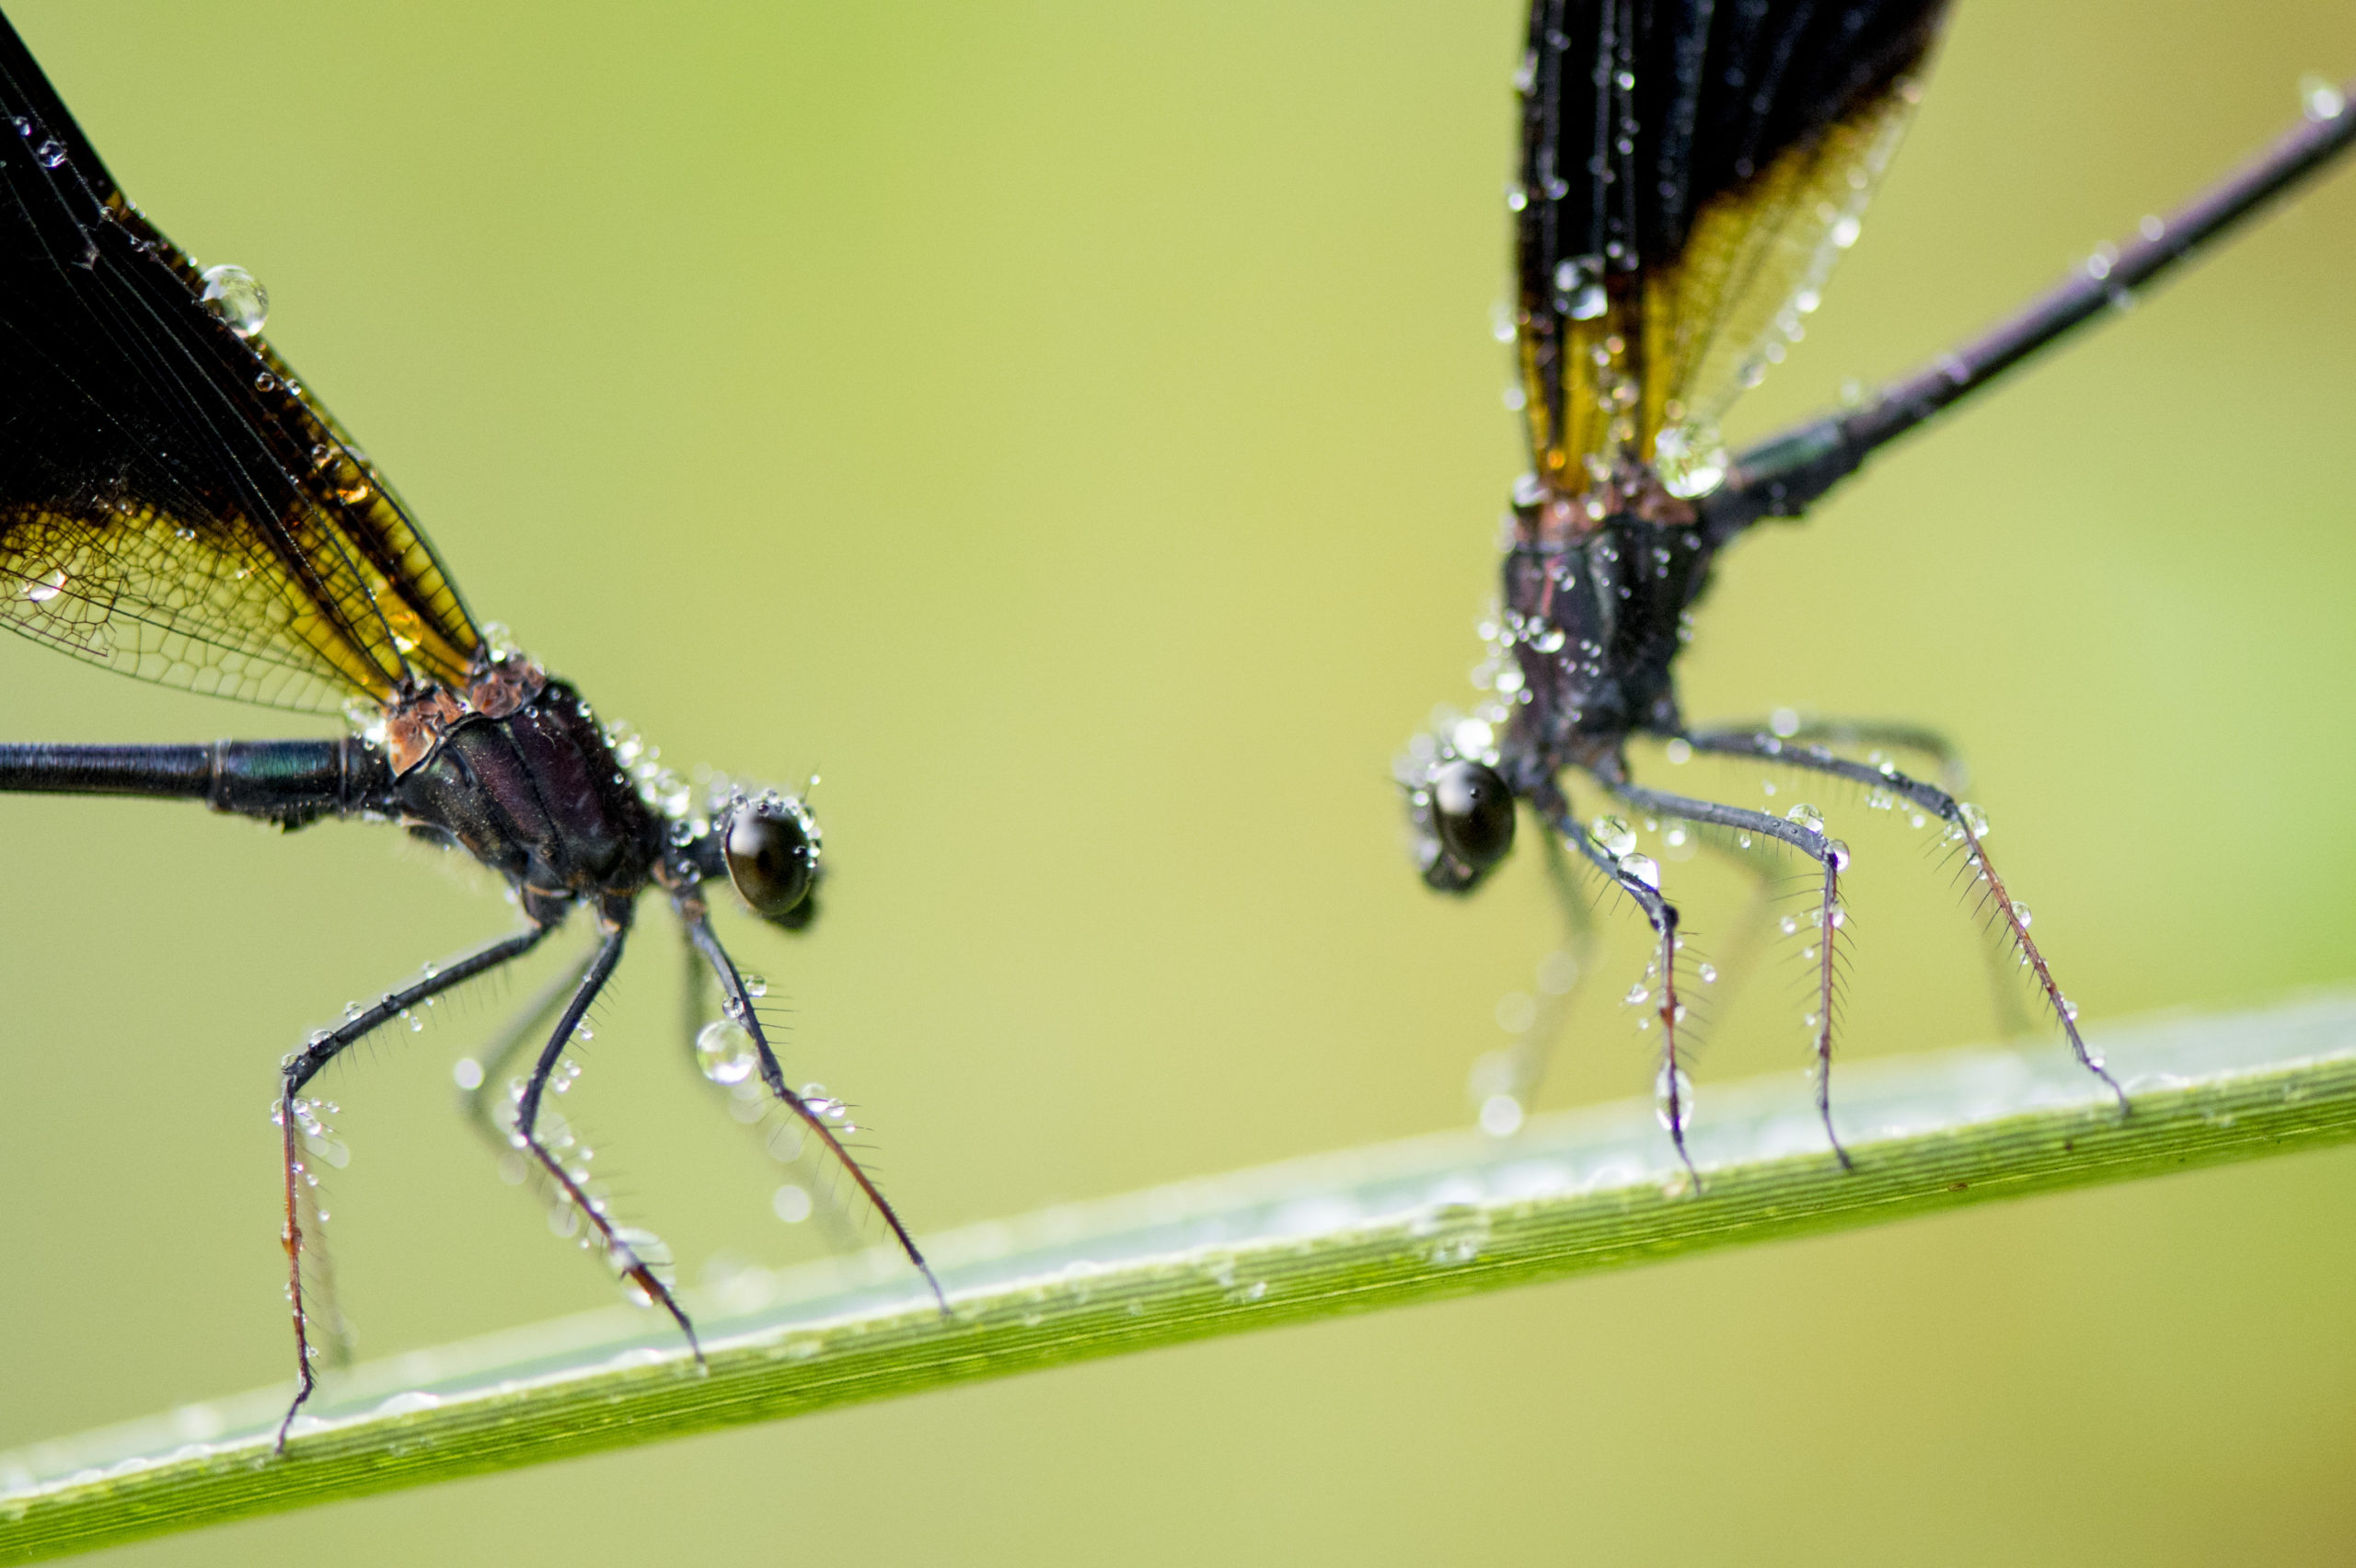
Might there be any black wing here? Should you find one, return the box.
[0,8,479,711]
[1516,0,1949,499]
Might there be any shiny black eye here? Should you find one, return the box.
[723,804,816,920]
[1431,760,1515,871]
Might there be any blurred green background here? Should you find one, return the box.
[3,1,2353,1562]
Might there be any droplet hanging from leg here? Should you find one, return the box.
[1541,788,1701,1185]
[676,890,950,1315]
[1608,778,1855,1168]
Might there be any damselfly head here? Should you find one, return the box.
[1399,735,1517,894]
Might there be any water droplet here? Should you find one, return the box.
[1535,949,1579,995]
[2302,73,2347,122]
[1590,814,1636,858]
[1554,254,1608,319]
[1769,708,1801,737]
[1696,963,1717,985]
[1653,423,1728,498]
[743,974,768,999]
[1478,1094,1525,1138]
[1618,852,1659,890]
[695,1020,758,1085]
[1830,214,1862,248]
[22,565,65,603]
[1779,916,1800,936]
[1958,801,1992,837]
[373,1389,441,1419]
[198,263,269,337]
[1784,802,1825,836]
[1654,1065,1695,1133]
[1664,738,1692,765]
[772,1183,814,1223]
[34,138,64,168]
[606,1226,676,1304]
[1411,1203,1491,1266]
[1825,838,1852,871]
[1761,779,1778,797]
[452,1057,484,1090]
[2011,900,2033,929]
[1623,982,1650,1007]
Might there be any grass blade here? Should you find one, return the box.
[6,991,2355,1562]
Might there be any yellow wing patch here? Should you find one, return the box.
[1520,79,1923,500]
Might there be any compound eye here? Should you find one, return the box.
[723,804,815,919]
[1431,760,1515,871]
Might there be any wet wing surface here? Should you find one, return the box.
[0,12,478,712]
[1516,0,1947,497]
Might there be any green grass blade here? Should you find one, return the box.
[7,991,2356,1562]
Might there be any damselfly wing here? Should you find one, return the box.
[0,7,941,1445]
[1400,0,2356,1172]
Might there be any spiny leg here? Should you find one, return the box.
[1685,721,2035,1038]
[1695,717,1962,786]
[507,924,707,1356]
[676,893,948,1314]
[460,945,599,1165]
[274,919,560,1448]
[287,1146,354,1378]
[1649,793,1814,1026]
[674,926,855,1243]
[1609,781,1856,1170]
[1531,781,1700,1186]
[1683,728,2126,1112]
